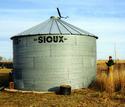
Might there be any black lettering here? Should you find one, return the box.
[46,36,52,43]
[44,36,46,43]
[34,38,37,41]
[53,36,58,43]
[64,38,67,40]
[38,36,66,43]
[59,36,64,43]
[38,36,43,43]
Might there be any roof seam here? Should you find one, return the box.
[61,20,94,35]
[55,19,62,34]
[60,20,82,34]
[58,19,72,34]
[49,18,54,34]
[37,19,51,34]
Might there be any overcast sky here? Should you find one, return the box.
[0,0,125,60]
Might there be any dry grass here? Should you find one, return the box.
[0,68,12,73]
[0,61,125,107]
[0,68,12,87]
[1,89,125,107]
[94,60,125,93]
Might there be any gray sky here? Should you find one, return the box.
[0,0,125,59]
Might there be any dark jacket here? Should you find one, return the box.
[106,60,114,67]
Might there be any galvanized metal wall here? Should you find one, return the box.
[13,35,97,91]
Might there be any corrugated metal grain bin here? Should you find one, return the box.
[11,16,98,91]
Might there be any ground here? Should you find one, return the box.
[0,89,125,107]
[0,61,125,107]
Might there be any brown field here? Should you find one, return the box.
[0,61,125,107]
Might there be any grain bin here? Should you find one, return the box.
[11,16,98,91]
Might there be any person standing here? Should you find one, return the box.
[105,56,115,93]
[106,56,114,75]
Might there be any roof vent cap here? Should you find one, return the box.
[50,16,60,19]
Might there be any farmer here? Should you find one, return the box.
[106,56,114,75]
[105,56,115,92]
[104,56,114,76]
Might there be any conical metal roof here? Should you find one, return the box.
[11,16,98,39]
